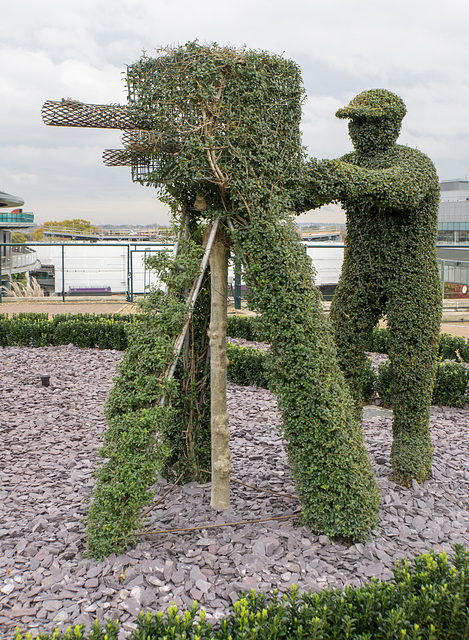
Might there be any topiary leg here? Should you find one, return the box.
[330,262,382,419]
[386,284,440,484]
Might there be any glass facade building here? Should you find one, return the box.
[438,180,469,244]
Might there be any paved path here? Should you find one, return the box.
[0,300,139,318]
[440,322,469,339]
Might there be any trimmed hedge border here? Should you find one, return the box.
[1,314,468,406]
[0,313,137,350]
[8,547,469,640]
[226,314,263,342]
[370,325,469,364]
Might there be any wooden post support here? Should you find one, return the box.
[209,225,231,509]
[160,217,220,405]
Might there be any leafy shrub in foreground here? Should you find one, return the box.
[9,547,469,640]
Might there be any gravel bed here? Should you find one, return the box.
[1,345,469,638]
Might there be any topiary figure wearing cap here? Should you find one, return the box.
[301,89,442,485]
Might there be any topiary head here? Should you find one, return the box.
[336,89,406,157]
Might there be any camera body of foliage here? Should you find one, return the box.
[10,547,469,640]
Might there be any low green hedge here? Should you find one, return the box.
[9,547,469,640]
[1,313,468,407]
[0,313,132,349]
[226,314,262,341]
[227,344,469,408]
[228,316,469,366]
[371,326,469,364]
[227,342,269,388]
[439,332,469,362]
[378,359,469,409]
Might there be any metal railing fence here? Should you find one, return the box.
[1,242,469,304]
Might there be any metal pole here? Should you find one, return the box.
[0,244,3,304]
[61,244,65,302]
[234,255,242,310]
[130,248,134,303]
[126,245,131,302]
[440,259,445,299]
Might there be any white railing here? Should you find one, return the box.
[1,247,38,271]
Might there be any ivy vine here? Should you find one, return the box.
[87,228,212,557]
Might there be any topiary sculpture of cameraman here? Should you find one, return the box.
[304,89,442,485]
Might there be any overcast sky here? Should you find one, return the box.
[2,0,468,227]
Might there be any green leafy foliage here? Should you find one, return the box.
[433,361,469,407]
[232,188,380,540]
[370,326,391,354]
[378,359,469,409]
[87,232,212,558]
[227,342,469,409]
[10,548,469,640]
[48,43,386,554]
[227,341,377,403]
[105,42,380,544]
[299,89,442,485]
[226,314,262,341]
[439,333,469,362]
[372,328,469,364]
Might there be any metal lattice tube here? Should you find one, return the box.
[102,149,135,167]
[41,100,137,129]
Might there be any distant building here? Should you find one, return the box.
[436,180,469,296]
[438,179,469,244]
[300,230,341,242]
[0,192,40,289]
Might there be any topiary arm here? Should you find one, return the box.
[290,157,342,213]
[331,149,438,211]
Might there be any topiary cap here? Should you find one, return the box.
[335,89,406,120]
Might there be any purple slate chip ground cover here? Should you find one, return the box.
[1,345,468,637]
